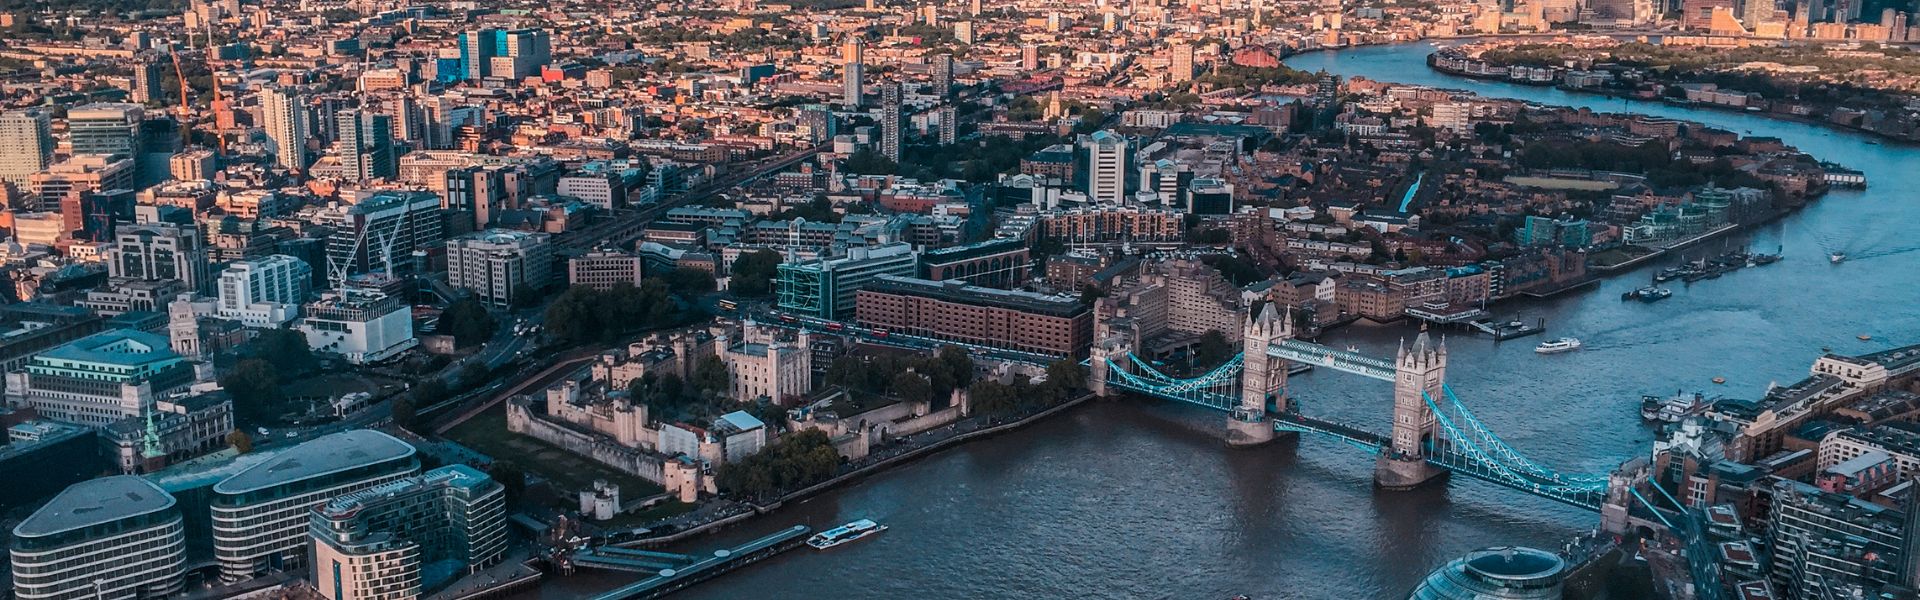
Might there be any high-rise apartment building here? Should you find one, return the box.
[1169,43,1196,82]
[1083,130,1129,203]
[0,109,54,185]
[133,58,166,105]
[930,53,954,98]
[880,83,903,163]
[309,465,508,600]
[446,229,553,308]
[211,430,420,583]
[334,109,396,183]
[842,36,865,109]
[261,86,309,172]
[10,476,186,600]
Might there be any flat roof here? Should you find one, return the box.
[865,275,1087,318]
[15,475,175,538]
[38,329,179,367]
[213,430,415,495]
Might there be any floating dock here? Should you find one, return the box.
[1471,317,1546,341]
[583,525,811,600]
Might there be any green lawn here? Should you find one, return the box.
[441,406,664,501]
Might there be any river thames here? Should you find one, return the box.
[522,43,1920,599]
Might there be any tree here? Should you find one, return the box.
[1045,359,1087,390]
[1194,330,1234,369]
[491,460,528,503]
[691,355,730,399]
[411,379,450,410]
[665,267,716,295]
[891,371,933,404]
[226,430,253,454]
[729,249,783,297]
[248,329,317,375]
[390,395,417,430]
[221,359,283,424]
[713,430,840,498]
[935,346,975,391]
[438,298,498,348]
[457,363,491,389]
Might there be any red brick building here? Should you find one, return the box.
[855,276,1093,359]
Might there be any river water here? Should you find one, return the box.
[519,43,1920,600]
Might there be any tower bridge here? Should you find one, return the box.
[762,306,1616,510]
[1091,304,1613,511]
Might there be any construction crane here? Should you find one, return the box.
[169,21,228,155]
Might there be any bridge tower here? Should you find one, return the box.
[1227,304,1291,447]
[1088,336,1125,398]
[1374,329,1450,490]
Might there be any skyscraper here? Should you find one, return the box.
[880,83,903,163]
[938,104,958,146]
[0,109,53,185]
[260,86,308,172]
[1083,130,1128,203]
[458,29,496,81]
[931,53,954,99]
[1169,43,1196,83]
[334,109,396,182]
[133,58,166,105]
[842,36,865,109]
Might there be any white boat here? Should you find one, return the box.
[1830,252,1847,264]
[1535,337,1582,354]
[807,519,887,550]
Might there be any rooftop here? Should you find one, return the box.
[14,475,175,538]
[213,430,415,495]
[36,329,180,367]
[865,275,1087,318]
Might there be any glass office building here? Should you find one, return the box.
[210,430,419,583]
[10,476,185,600]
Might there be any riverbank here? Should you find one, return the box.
[1425,48,1920,146]
[607,393,1098,549]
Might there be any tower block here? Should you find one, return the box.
[1375,330,1450,490]
[1227,304,1292,447]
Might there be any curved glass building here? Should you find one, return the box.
[10,476,185,600]
[210,429,418,583]
[1410,546,1567,600]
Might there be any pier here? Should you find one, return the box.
[582,525,812,600]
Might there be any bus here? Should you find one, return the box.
[717,299,738,312]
